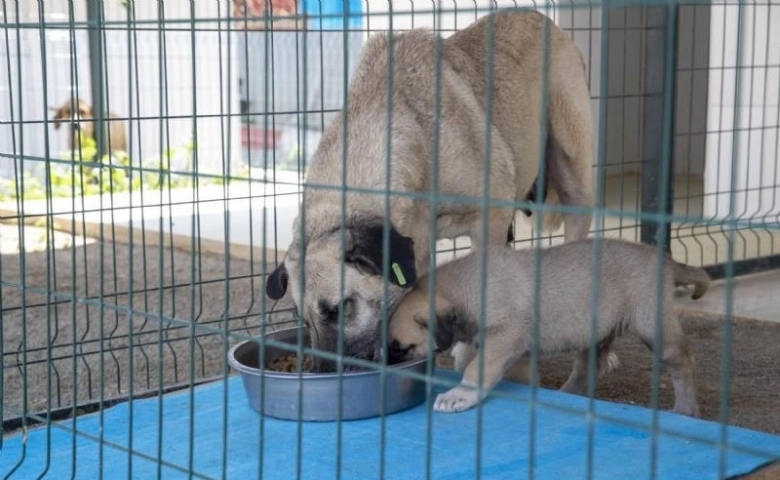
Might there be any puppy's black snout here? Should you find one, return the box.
[388,350,405,365]
[387,340,411,365]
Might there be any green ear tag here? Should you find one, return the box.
[391,262,407,286]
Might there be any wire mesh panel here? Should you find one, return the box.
[1,1,779,479]
[0,0,273,434]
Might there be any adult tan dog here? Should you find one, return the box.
[50,99,127,154]
[387,239,708,416]
[266,11,594,372]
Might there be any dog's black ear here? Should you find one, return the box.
[265,262,289,300]
[431,309,458,352]
[346,221,416,288]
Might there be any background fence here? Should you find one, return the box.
[1,0,779,477]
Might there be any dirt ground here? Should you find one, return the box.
[2,223,779,436]
[534,315,780,435]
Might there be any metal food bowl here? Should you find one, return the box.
[227,327,428,421]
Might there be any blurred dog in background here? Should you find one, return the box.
[50,99,127,154]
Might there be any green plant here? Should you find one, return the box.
[0,172,46,201]
[46,133,132,197]
[131,136,195,191]
[211,165,251,186]
[0,134,220,202]
[0,177,13,202]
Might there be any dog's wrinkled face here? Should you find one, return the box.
[288,253,394,369]
[266,217,417,372]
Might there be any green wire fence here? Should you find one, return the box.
[1,0,779,478]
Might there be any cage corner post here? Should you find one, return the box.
[639,3,679,250]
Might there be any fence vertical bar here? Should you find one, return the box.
[717,3,744,477]
[648,4,680,480]
[585,2,613,478]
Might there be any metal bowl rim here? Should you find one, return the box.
[227,337,427,379]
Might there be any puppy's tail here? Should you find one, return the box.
[670,261,710,300]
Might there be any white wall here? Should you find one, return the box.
[5,1,748,222]
[0,4,91,179]
[236,29,363,175]
[560,6,710,179]
[101,26,241,174]
[706,2,780,221]
[0,0,241,181]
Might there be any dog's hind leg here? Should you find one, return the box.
[560,333,619,395]
[470,201,516,252]
[633,303,701,417]
[663,339,700,418]
[545,132,593,243]
[546,58,594,243]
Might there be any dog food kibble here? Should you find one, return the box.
[267,353,313,373]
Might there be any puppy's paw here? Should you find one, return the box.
[434,387,479,413]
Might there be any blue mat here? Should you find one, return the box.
[2,372,778,479]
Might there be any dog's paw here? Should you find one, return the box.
[434,387,479,413]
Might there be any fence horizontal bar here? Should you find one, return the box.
[0,108,341,127]
[1,376,216,433]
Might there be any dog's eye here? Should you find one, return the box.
[318,298,354,324]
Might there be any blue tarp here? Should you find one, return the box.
[2,371,778,479]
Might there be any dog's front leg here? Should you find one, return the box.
[434,341,517,413]
[451,342,477,372]
[467,205,515,253]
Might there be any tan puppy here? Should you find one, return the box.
[388,239,708,417]
[266,11,594,372]
[50,99,127,154]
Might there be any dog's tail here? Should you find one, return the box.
[539,190,565,232]
[522,112,594,235]
[520,135,566,232]
[670,260,710,300]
